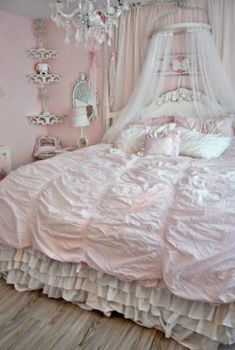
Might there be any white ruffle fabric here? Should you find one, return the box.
[0,244,234,350]
[1,143,235,303]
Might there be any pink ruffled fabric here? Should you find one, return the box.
[0,142,235,303]
[174,116,233,136]
[144,129,180,157]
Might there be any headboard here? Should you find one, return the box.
[105,88,210,130]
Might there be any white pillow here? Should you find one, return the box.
[114,126,148,153]
[179,128,231,159]
[115,123,176,154]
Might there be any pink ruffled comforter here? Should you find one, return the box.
[0,143,235,303]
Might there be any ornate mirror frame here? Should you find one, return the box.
[71,73,96,123]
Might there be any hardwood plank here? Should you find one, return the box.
[0,318,43,350]
[0,279,187,350]
[77,314,185,350]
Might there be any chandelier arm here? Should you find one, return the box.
[55,6,81,20]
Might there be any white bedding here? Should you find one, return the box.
[0,142,235,303]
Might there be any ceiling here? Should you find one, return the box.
[0,0,51,19]
[0,0,178,20]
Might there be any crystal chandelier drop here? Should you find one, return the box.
[50,0,131,47]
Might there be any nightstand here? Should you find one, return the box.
[0,146,12,180]
[33,147,76,161]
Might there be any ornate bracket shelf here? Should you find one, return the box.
[26,20,66,127]
[26,48,59,61]
[27,73,62,85]
[27,113,67,126]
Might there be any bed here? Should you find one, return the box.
[0,88,235,350]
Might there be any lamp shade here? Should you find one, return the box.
[72,106,90,127]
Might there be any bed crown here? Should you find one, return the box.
[106,88,208,129]
[156,88,203,105]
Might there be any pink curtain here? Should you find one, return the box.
[208,0,235,89]
[109,52,116,109]
[89,51,98,117]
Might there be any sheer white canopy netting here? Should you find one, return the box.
[103,23,235,143]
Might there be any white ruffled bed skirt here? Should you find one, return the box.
[0,244,234,350]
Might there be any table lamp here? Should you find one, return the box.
[72,106,90,148]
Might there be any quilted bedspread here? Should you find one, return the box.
[0,142,235,303]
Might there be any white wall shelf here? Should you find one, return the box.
[26,48,59,61]
[27,113,66,126]
[27,73,62,85]
[26,19,66,126]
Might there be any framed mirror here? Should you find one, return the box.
[72,73,96,123]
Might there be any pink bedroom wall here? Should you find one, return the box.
[0,9,44,169]
[44,21,104,147]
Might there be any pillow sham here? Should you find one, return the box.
[144,129,180,157]
[114,124,149,154]
[178,127,231,159]
[114,118,176,154]
[174,116,233,136]
[149,115,174,125]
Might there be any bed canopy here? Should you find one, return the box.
[103,21,235,142]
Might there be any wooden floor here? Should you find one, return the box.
[0,279,187,350]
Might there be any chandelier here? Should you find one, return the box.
[50,0,131,47]
[50,0,188,47]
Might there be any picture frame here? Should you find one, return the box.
[153,53,200,76]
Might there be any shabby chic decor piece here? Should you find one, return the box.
[153,54,200,76]
[33,135,62,159]
[103,22,235,142]
[26,19,66,126]
[50,0,130,47]
[27,73,61,85]
[105,88,205,131]
[27,114,66,126]
[50,0,188,48]
[156,88,203,105]
[26,20,59,61]
[26,48,59,61]
[72,73,96,118]
[72,73,97,147]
